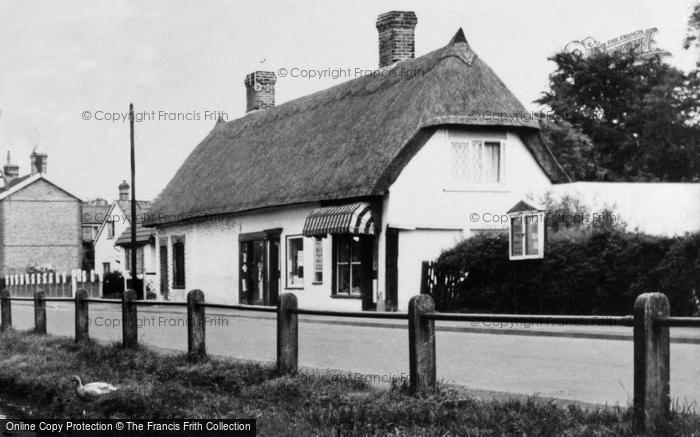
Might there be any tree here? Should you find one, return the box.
[537,50,700,181]
[684,2,700,55]
[538,119,606,181]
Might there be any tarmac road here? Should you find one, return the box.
[5,301,700,407]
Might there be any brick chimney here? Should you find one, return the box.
[30,145,48,175]
[244,71,277,112]
[3,151,19,186]
[118,180,130,201]
[376,11,417,68]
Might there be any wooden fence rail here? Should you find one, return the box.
[1,288,699,433]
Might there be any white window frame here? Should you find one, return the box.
[449,138,506,187]
[509,211,545,260]
[333,235,362,296]
[286,235,304,289]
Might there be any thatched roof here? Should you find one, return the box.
[145,29,569,226]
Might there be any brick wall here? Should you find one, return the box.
[244,71,276,112]
[0,179,82,275]
[376,11,417,68]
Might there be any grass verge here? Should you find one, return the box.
[0,330,698,436]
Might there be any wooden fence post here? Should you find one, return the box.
[277,293,298,374]
[409,294,436,394]
[122,289,138,348]
[187,289,206,358]
[633,292,670,434]
[0,289,11,331]
[75,289,89,342]
[34,290,46,334]
[420,261,429,294]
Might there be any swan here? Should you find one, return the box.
[71,375,117,415]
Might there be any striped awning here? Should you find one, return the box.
[303,202,375,237]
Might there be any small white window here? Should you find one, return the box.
[509,212,545,260]
[451,140,504,184]
[286,236,304,287]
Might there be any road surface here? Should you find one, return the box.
[5,301,700,407]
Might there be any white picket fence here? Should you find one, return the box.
[4,270,101,298]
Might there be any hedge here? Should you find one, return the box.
[433,229,700,316]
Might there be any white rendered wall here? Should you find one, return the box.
[155,204,364,311]
[380,128,554,309]
[549,182,700,236]
[93,202,128,274]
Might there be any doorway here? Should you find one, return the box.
[385,227,399,311]
[239,229,281,306]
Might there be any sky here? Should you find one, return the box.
[0,0,697,201]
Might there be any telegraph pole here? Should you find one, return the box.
[129,103,140,299]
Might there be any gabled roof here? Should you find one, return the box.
[82,204,110,225]
[0,173,81,202]
[94,199,152,242]
[115,224,155,247]
[116,200,152,217]
[0,174,32,193]
[507,200,544,214]
[145,29,569,226]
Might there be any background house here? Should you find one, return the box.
[0,148,82,276]
[81,201,110,270]
[93,180,151,276]
[115,212,157,298]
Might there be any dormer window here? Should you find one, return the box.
[451,139,505,184]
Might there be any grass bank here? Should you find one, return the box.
[0,330,698,436]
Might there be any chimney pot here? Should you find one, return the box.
[118,180,130,201]
[376,11,417,68]
[30,146,48,175]
[3,151,19,187]
[244,71,277,112]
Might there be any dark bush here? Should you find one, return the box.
[102,271,125,298]
[433,229,699,316]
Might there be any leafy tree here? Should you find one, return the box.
[538,119,606,181]
[684,2,700,54]
[537,49,700,181]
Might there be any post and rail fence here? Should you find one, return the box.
[1,288,699,433]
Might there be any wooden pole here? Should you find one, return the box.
[0,289,11,331]
[122,289,138,348]
[187,289,206,358]
[420,261,428,295]
[277,293,298,374]
[34,289,46,334]
[129,103,140,299]
[633,292,670,433]
[409,294,436,393]
[75,289,89,342]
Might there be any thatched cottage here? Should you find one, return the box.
[143,11,578,310]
